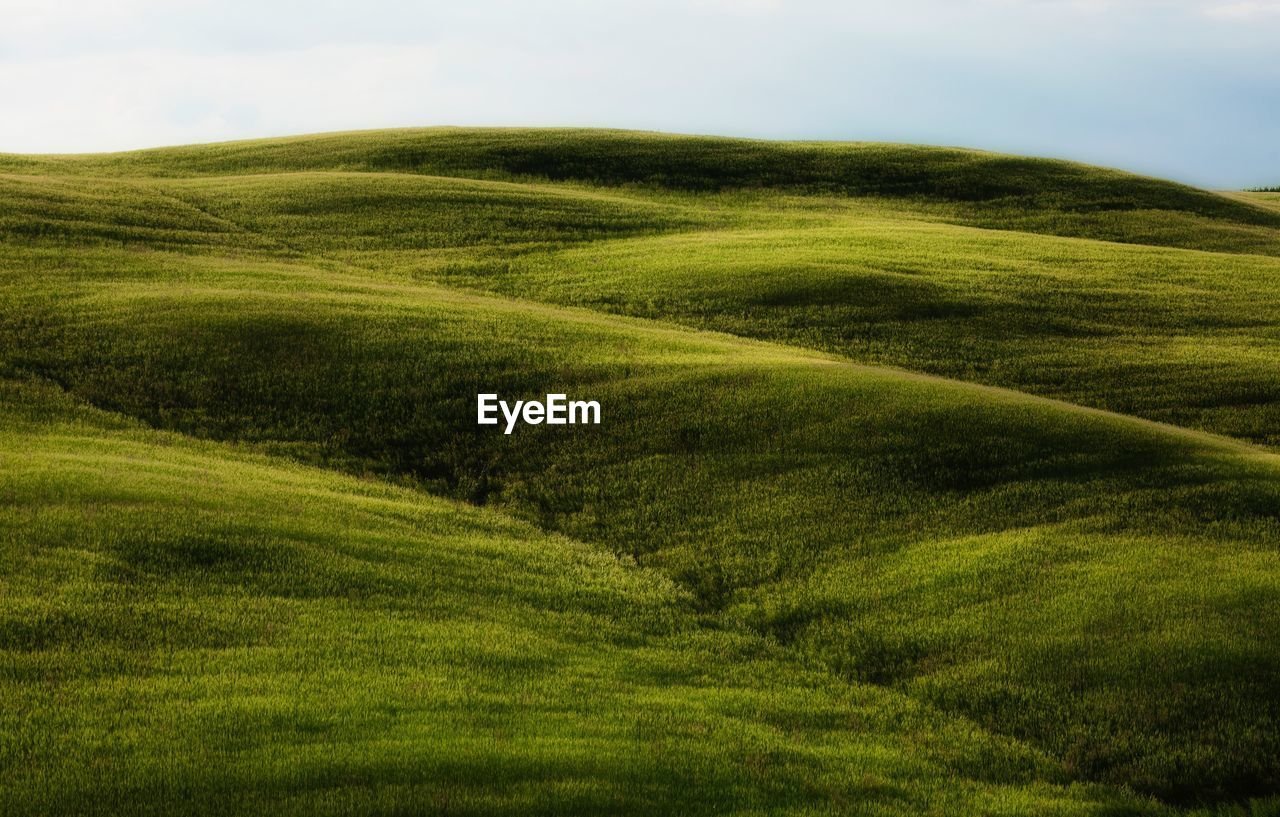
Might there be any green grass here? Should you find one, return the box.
[448,221,1280,447]
[4,128,1280,815]
[1233,192,1280,214]
[5,127,1280,255]
[10,379,1141,816]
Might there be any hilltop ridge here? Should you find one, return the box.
[7,128,1278,256]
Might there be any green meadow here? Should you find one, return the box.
[3,128,1280,815]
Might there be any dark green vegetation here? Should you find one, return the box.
[3,128,1280,816]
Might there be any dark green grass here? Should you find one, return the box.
[5,241,1280,805]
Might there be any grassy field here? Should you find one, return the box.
[1233,191,1280,214]
[12,379,1145,817]
[3,128,1280,815]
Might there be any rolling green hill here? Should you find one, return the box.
[10,378,1138,817]
[3,129,1280,815]
[5,128,1280,255]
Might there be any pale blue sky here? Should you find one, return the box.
[2,0,1277,187]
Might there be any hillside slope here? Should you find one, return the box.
[4,236,1280,805]
[7,378,1137,816]
[4,130,1280,812]
[452,220,1280,447]
[9,164,1280,448]
[50,163,1279,449]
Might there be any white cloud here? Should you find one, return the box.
[692,0,782,11]
[0,43,458,152]
[1203,1,1280,17]
[0,0,1274,186]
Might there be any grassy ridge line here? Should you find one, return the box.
[154,168,1280,262]
[53,167,1273,455]
[43,236,1280,463]
[143,165,1280,448]
[111,169,1280,453]
[324,270,1280,461]
[0,127,1248,212]
[444,219,1280,448]
[6,239,1280,802]
[3,128,1278,257]
[70,167,1280,450]
[116,256,1280,462]
[3,376,1158,817]
[0,169,729,259]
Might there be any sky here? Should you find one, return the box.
[1,0,1277,188]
